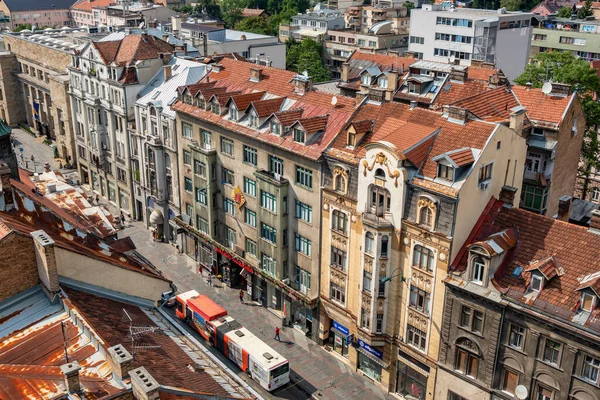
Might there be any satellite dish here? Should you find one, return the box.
[515,385,528,400]
[138,21,145,29]
[331,96,338,106]
[302,70,309,78]
[542,82,553,95]
[449,55,456,63]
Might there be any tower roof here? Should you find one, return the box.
[0,119,11,138]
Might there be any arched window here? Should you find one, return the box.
[419,206,433,229]
[472,257,485,284]
[335,174,346,192]
[365,232,374,254]
[375,168,386,179]
[165,154,171,173]
[150,106,157,117]
[413,245,434,272]
[381,235,389,258]
[332,210,348,233]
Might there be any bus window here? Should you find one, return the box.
[176,300,183,313]
[270,362,289,379]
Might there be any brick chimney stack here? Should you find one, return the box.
[557,195,572,222]
[130,367,160,400]
[108,344,134,380]
[60,362,81,393]
[589,209,600,234]
[499,185,518,208]
[31,230,60,300]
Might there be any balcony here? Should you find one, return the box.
[254,169,289,187]
[524,170,552,184]
[188,140,216,155]
[362,205,394,229]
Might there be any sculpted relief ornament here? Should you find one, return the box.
[362,152,401,187]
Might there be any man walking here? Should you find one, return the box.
[207,272,212,287]
[239,289,244,304]
[274,326,280,342]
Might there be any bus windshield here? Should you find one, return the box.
[270,362,290,379]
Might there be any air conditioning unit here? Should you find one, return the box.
[479,181,490,190]
[282,278,290,285]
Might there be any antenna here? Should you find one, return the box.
[541,82,553,95]
[331,96,338,106]
[61,321,70,363]
[123,309,161,360]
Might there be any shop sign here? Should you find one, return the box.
[358,339,383,359]
[272,295,277,306]
[333,321,350,336]
[233,186,246,209]
[335,335,343,346]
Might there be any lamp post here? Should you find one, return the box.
[380,267,406,284]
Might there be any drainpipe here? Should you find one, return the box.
[123,84,135,220]
[490,304,506,393]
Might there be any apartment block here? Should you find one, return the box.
[530,16,600,61]
[279,4,345,43]
[408,4,533,81]
[0,0,73,30]
[172,59,357,340]
[69,33,174,218]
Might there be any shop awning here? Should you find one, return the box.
[358,347,388,368]
[215,246,254,273]
[330,326,349,337]
[149,209,163,225]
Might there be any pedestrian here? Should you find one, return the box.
[207,272,212,287]
[95,194,100,204]
[30,155,34,162]
[120,211,126,228]
[274,326,280,341]
[239,289,244,304]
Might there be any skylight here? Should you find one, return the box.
[151,91,161,100]
[167,97,177,106]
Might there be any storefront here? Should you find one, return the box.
[215,247,252,288]
[290,298,312,335]
[330,321,350,357]
[357,339,385,382]
[395,350,430,400]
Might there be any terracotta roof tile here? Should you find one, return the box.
[350,119,373,135]
[453,86,518,121]
[296,115,328,135]
[212,91,241,106]
[248,97,284,117]
[180,81,216,96]
[512,85,574,127]
[447,148,475,167]
[92,34,174,67]
[339,51,415,91]
[118,67,138,85]
[229,91,265,111]
[71,0,117,12]
[404,134,436,169]
[241,8,267,16]
[272,108,304,126]
[433,80,493,109]
[467,66,498,81]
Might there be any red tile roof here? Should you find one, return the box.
[271,108,304,126]
[350,119,373,135]
[241,8,268,16]
[447,148,475,167]
[248,97,285,117]
[467,66,499,81]
[174,58,357,161]
[433,80,494,109]
[452,198,600,334]
[93,34,174,67]
[228,91,265,111]
[295,115,329,135]
[452,86,519,122]
[404,134,437,170]
[511,85,575,128]
[180,81,216,97]
[72,0,117,12]
[339,51,415,91]
[212,91,241,106]
[119,66,138,85]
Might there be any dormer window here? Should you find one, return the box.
[438,164,454,181]
[582,292,595,312]
[229,106,238,121]
[348,132,356,147]
[472,257,485,284]
[335,174,345,192]
[249,111,259,128]
[184,93,192,105]
[293,128,306,143]
[211,101,220,115]
[378,76,388,88]
[361,75,370,85]
[271,121,281,135]
[198,98,205,109]
[409,83,420,94]
[530,274,543,292]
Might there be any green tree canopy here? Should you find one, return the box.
[235,16,272,35]
[403,1,415,16]
[556,6,572,17]
[500,0,522,11]
[221,0,250,28]
[579,0,593,18]
[286,37,330,82]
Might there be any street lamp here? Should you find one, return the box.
[380,268,405,284]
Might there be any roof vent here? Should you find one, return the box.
[511,266,523,278]
[263,352,273,360]
[235,330,245,337]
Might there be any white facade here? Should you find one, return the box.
[408,5,533,81]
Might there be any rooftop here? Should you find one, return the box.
[2,0,75,12]
[71,0,117,12]
[92,34,174,67]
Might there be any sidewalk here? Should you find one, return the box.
[121,221,394,400]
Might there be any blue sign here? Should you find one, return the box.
[33,102,40,121]
[333,321,349,336]
[358,339,383,359]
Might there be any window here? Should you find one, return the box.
[530,274,543,292]
[361,75,371,85]
[295,166,313,189]
[330,283,345,305]
[245,238,257,257]
[542,339,562,366]
[117,168,126,183]
[409,285,430,315]
[229,106,238,121]
[533,34,547,40]
[361,307,370,329]
[409,36,425,44]
[269,155,284,176]
[244,177,256,197]
[184,177,193,193]
[283,229,288,246]
[223,198,236,216]
[332,210,347,233]
[455,349,478,378]
[478,163,493,182]
[472,257,485,284]
[459,306,484,334]
[407,325,427,351]
[592,188,600,203]
[376,313,384,334]
[182,122,192,138]
[365,232,374,254]
[261,190,277,212]
[536,385,553,400]
[381,236,388,257]
[502,369,519,395]
[261,223,277,243]
[293,128,305,143]
[363,271,372,292]
[245,209,256,227]
[508,324,525,349]
[194,160,206,177]
[201,130,212,149]
[522,184,549,213]
[582,292,596,311]
[186,203,193,218]
[271,121,281,135]
[221,137,234,156]
[582,355,600,383]
[222,167,234,185]
[224,226,236,247]
[413,245,434,272]
[397,362,428,399]
[211,101,220,115]
[448,393,466,400]
[334,174,346,192]
[296,266,311,293]
[295,200,312,223]
[243,145,257,166]
[378,77,388,88]
[195,188,207,205]
[183,150,192,165]
[416,206,432,230]
[331,246,346,270]
[295,234,311,256]
[438,164,454,181]
[249,111,259,128]
[261,253,276,275]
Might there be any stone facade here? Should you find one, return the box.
[0,232,39,302]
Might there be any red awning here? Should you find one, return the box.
[215,247,254,273]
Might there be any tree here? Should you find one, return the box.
[173,4,194,13]
[194,0,222,20]
[403,1,414,16]
[500,0,522,11]
[297,51,331,82]
[515,51,600,199]
[235,16,272,35]
[286,37,330,82]
[578,0,593,19]
[14,24,32,32]
[556,6,572,18]
[221,0,249,28]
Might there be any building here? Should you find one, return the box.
[0,0,73,30]
[278,3,345,43]
[172,58,358,341]
[241,8,270,18]
[530,15,600,61]
[408,4,533,81]
[530,0,574,16]
[327,0,364,12]
[71,0,117,28]
[69,33,175,220]
[132,57,206,245]
[0,31,91,165]
[318,95,527,396]
[344,4,410,33]
[179,23,286,68]
[437,195,600,400]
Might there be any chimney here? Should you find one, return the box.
[446,105,467,124]
[249,67,263,82]
[211,63,223,73]
[557,195,572,222]
[499,185,518,208]
[162,34,169,42]
[525,82,532,90]
[31,230,60,300]
[0,162,14,211]
[450,66,466,82]
[163,65,172,81]
[130,367,160,400]
[160,52,172,65]
[470,59,483,68]
[341,62,349,83]
[589,209,600,234]
[292,74,312,94]
[44,162,51,172]
[108,344,134,379]
[509,106,526,136]
[409,100,417,110]
[60,362,81,393]
[550,82,571,97]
